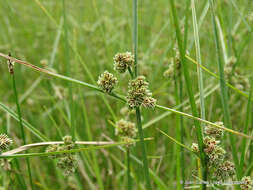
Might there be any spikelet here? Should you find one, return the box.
[97,71,118,93]
[0,134,13,152]
[113,52,134,73]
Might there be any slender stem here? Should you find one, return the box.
[0,138,153,159]
[192,0,205,121]
[135,107,152,189]
[174,77,182,189]
[169,0,207,188]
[127,148,132,190]
[62,0,75,141]
[133,0,138,77]
[12,71,34,190]
[209,0,239,177]
[239,77,253,177]
[132,0,151,188]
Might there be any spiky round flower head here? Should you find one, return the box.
[204,121,224,138]
[127,76,156,109]
[207,146,226,167]
[57,154,77,176]
[97,71,118,93]
[241,176,253,190]
[215,160,235,180]
[163,63,174,79]
[142,96,157,108]
[115,119,137,139]
[203,136,220,152]
[202,136,225,166]
[191,143,199,153]
[113,52,134,73]
[224,56,237,75]
[63,135,75,150]
[0,134,13,152]
[46,144,60,159]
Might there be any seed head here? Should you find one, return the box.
[191,143,199,153]
[115,119,137,139]
[57,154,77,176]
[113,52,134,73]
[202,136,225,166]
[241,176,253,190]
[97,71,118,93]
[7,53,14,75]
[163,63,174,78]
[215,161,235,180]
[63,135,75,150]
[207,146,226,167]
[46,135,77,176]
[204,121,224,138]
[46,144,60,159]
[142,96,156,108]
[127,76,156,109]
[0,134,13,152]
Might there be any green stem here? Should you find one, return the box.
[132,0,151,188]
[239,77,253,177]
[62,0,75,141]
[127,148,132,190]
[169,0,207,188]
[174,78,182,189]
[209,0,239,177]
[133,0,138,77]
[135,107,152,189]
[12,72,34,190]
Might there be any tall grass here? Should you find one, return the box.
[209,0,239,177]
[0,1,252,189]
[169,0,207,189]
[11,62,34,189]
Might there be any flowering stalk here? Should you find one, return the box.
[9,54,34,190]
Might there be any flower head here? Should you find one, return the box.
[0,134,13,152]
[115,119,137,139]
[215,161,235,180]
[46,144,60,159]
[97,71,118,93]
[142,96,157,108]
[191,143,199,153]
[57,154,77,177]
[241,176,253,190]
[114,52,134,73]
[204,121,224,138]
[127,76,156,109]
[46,135,77,176]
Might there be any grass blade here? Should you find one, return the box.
[11,62,34,189]
[209,0,239,177]
[169,0,207,188]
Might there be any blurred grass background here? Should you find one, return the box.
[0,0,252,189]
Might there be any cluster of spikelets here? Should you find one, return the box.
[46,136,77,176]
[127,76,156,109]
[191,122,235,181]
[240,176,253,190]
[0,134,12,152]
[163,50,181,79]
[97,71,118,93]
[115,119,137,145]
[224,56,250,91]
[97,52,156,109]
[113,52,134,73]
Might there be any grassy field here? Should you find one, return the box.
[0,0,252,189]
